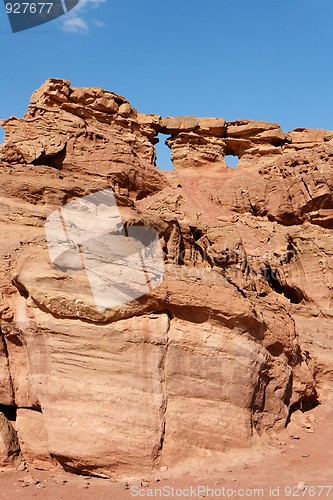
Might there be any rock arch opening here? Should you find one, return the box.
[155,133,174,171]
[225,154,239,168]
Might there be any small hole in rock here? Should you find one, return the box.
[285,399,320,427]
[0,126,5,145]
[225,155,239,168]
[155,133,174,171]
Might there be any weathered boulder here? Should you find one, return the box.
[16,408,55,470]
[0,412,21,467]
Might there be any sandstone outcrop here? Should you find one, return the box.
[0,79,332,478]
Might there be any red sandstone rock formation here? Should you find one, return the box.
[0,79,332,478]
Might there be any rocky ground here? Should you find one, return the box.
[0,389,332,498]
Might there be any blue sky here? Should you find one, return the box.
[0,0,332,169]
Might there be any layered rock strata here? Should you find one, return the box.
[0,79,332,477]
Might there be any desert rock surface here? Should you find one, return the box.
[0,79,332,481]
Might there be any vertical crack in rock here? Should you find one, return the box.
[0,330,15,405]
[250,365,270,432]
[153,311,171,464]
[301,178,312,200]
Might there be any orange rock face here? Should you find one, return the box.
[0,79,332,477]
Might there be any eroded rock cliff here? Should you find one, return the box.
[0,79,332,478]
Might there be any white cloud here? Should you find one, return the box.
[62,16,88,33]
[60,0,106,34]
[92,18,107,28]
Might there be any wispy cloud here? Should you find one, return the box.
[61,0,106,34]
[92,18,107,28]
[62,16,89,33]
